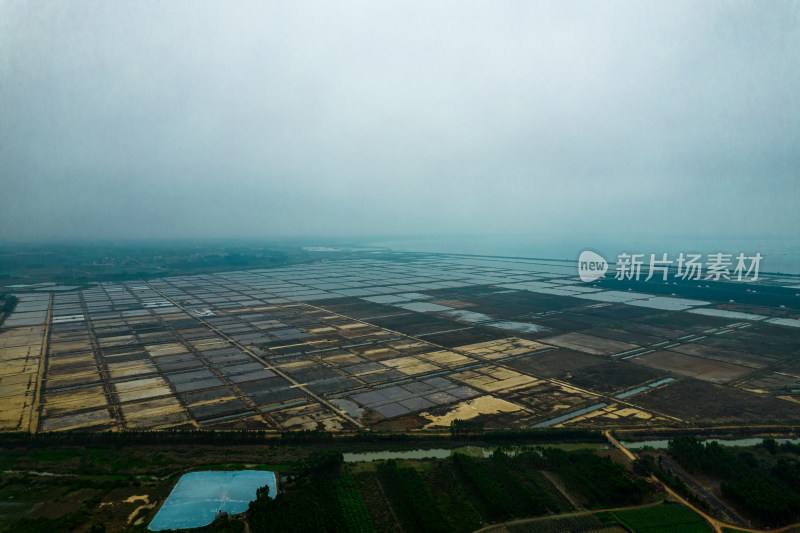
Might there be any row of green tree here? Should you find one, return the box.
[0,292,19,314]
[668,436,800,526]
[761,437,800,456]
[248,446,653,533]
[0,427,604,447]
[377,459,451,532]
[519,448,652,508]
[631,453,711,513]
[248,451,375,533]
[450,451,560,521]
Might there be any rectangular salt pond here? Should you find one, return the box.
[148,470,276,531]
[688,308,768,321]
[614,377,675,399]
[534,403,608,428]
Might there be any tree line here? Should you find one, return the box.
[0,292,19,325]
[0,427,604,448]
[667,436,800,526]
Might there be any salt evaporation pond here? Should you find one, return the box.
[148,470,276,531]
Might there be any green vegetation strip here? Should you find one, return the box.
[248,453,377,533]
[599,503,712,533]
[377,460,450,533]
[0,439,658,533]
[0,427,605,447]
[668,436,800,526]
[247,447,652,533]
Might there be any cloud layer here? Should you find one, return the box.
[1,1,798,242]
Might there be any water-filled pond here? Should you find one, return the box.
[622,437,800,450]
[148,470,276,531]
[342,442,608,462]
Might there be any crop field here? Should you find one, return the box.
[737,370,800,397]
[246,446,653,533]
[698,323,800,360]
[3,428,784,533]
[556,403,668,428]
[631,351,752,383]
[539,332,641,356]
[668,343,774,369]
[630,379,800,423]
[2,252,800,433]
[504,348,605,378]
[484,514,623,533]
[598,502,712,533]
[562,361,664,394]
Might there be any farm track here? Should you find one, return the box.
[474,501,664,533]
[606,431,800,533]
[374,475,405,533]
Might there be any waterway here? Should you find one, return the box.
[622,437,800,450]
[343,442,608,462]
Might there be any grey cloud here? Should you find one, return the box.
[1,1,798,242]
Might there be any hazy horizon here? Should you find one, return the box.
[2,2,799,245]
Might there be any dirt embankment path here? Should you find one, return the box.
[605,430,800,533]
[540,470,584,511]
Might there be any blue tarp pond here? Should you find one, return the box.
[148,470,276,531]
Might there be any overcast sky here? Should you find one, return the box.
[1,1,798,244]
